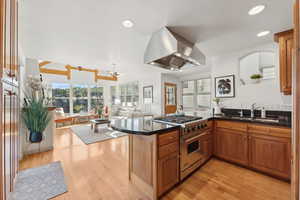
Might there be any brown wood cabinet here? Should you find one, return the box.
[158,152,179,196]
[274,29,294,95]
[214,120,291,180]
[157,130,179,196]
[215,128,248,166]
[0,0,19,199]
[129,130,180,200]
[248,124,291,180]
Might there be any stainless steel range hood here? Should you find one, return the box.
[144,27,206,70]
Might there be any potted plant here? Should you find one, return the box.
[22,96,51,143]
[212,98,222,115]
[22,76,51,143]
[250,74,263,83]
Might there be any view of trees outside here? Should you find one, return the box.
[73,99,88,113]
[91,86,104,115]
[52,83,70,113]
[73,85,88,113]
[51,83,104,114]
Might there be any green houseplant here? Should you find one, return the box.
[250,74,263,83]
[22,76,51,143]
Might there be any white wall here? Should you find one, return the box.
[104,64,163,116]
[211,42,292,111]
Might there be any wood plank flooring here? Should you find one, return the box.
[20,127,291,200]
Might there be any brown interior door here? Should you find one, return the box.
[164,83,177,115]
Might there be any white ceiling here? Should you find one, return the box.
[19,0,293,74]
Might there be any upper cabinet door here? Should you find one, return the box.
[274,29,294,95]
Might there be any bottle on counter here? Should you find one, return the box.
[261,107,266,118]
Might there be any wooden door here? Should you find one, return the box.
[249,134,291,180]
[215,129,248,166]
[2,83,12,200]
[292,0,300,199]
[11,86,18,178]
[0,0,19,199]
[157,152,179,196]
[164,83,177,115]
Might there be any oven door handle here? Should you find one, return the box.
[185,132,210,143]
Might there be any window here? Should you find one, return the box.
[52,83,70,113]
[73,85,88,113]
[91,86,104,113]
[119,82,139,107]
[182,78,211,111]
[196,78,211,110]
[182,81,194,109]
[110,86,117,105]
[51,83,105,114]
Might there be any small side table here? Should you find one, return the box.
[90,119,110,133]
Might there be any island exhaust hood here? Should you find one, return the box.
[144,27,206,70]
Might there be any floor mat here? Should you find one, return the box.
[10,161,67,200]
[71,124,127,144]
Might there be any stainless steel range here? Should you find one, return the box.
[154,115,211,180]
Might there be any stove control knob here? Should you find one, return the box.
[204,124,207,127]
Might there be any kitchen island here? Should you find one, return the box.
[111,117,181,200]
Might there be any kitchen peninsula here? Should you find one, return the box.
[111,117,181,200]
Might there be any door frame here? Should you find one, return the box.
[292,0,300,199]
[164,82,177,115]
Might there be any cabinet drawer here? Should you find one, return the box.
[216,120,247,132]
[159,141,179,159]
[158,130,179,146]
[248,124,291,138]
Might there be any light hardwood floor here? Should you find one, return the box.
[20,127,291,200]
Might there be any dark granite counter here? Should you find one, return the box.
[110,117,180,135]
[210,116,291,128]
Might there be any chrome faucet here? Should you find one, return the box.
[238,109,243,118]
[238,104,244,118]
[251,103,259,118]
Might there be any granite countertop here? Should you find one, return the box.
[206,115,291,128]
[110,117,180,135]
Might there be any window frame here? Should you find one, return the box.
[51,83,104,114]
[118,81,139,107]
[182,77,212,111]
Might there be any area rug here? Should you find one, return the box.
[10,161,67,200]
[71,124,127,144]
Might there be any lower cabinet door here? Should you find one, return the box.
[215,129,248,166]
[158,152,179,196]
[200,134,213,161]
[249,134,291,180]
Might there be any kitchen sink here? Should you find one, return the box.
[224,116,280,123]
[227,116,253,120]
[253,118,280,123]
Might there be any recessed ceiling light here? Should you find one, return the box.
[122,20,134,28]
[257,30,270,37]
[248,5,266,16]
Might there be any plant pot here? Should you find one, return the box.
[214,105,222,115]
[29,131,43,143]
[251,79,261,84]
